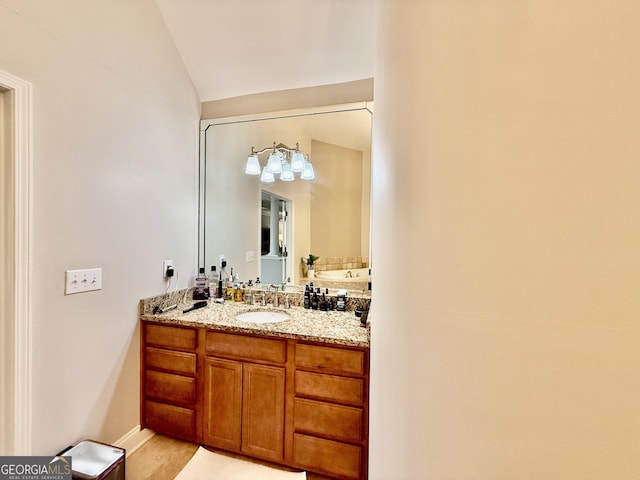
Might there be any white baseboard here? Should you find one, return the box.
[114,426,155,457]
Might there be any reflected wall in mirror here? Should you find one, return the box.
[199,103,372,290]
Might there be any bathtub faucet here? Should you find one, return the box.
[345,270,353,278]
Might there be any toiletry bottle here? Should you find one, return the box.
[311,288,319,310]
[324,289,334,310]
[319,293,328,311]
[209,266,217,299]
[220,260,229,283]
[232,270,243,301]
[193,267,209,300]
[303,285,310,309]
[244,279,253,304]
[234,282,244,302]
[218,260,229,300]
[336,292,347,311]
[226,267,235,300]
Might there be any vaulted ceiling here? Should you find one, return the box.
[154,0,375,102]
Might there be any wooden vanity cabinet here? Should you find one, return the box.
[141,322,370,479]
[203,332,287,463]
[293,343,369,480]
[141,323,198,441]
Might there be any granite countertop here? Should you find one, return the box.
[141,300,370,348]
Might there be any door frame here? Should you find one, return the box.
[0,69,32,455]
[260,190,293,283]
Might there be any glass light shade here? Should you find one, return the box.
[245,154,261,175]
[280,163,294,181]
[301,159,315,180]
[266,152,282,173]
[260,166,275,183]
[291,151,305,172]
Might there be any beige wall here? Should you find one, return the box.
[0,1,200,454]
[310,140,366,258]
[370,1,640,478]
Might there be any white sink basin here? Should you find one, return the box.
[235,310,290,324]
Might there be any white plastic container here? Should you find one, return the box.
[64,440,125,480]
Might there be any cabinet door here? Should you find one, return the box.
[242,363,286,462]
[203,357,242,451]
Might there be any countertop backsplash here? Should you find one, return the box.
[141,287,371,315]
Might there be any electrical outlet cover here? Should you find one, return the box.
[163,260,174,277]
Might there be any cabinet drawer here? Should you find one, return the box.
[145,400,195,440]
[294,398,363,443]
[296,370,365,405]
[145,324,197,351]
[145,370,196,407]
[293,433,362,480]
[206,331,286,364]
[145,347,196,375]
[295,344,365,376]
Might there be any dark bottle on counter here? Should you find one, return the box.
[319,293,328,311]
[303,285,311,309]
[324,289,334,310]
[311,288,320,310]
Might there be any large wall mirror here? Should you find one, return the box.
[199,102,372,290]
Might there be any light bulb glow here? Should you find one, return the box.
[280,163,294,181]
[301,159,315,180]
[266,152,282,173]
[291,152,305,172]
[260,166,275,183]
[245,154,261,175]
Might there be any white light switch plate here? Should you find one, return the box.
[65,268,102,295]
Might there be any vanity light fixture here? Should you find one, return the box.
[245,142,315,182]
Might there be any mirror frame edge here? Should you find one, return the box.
[197,101,374,280]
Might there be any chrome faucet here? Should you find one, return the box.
[269,284,280,307]
[284,295,295,309]
[346,270,353,278]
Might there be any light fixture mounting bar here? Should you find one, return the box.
[250,142,300,156]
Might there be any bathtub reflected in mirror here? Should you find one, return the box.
[313,266,370,292]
